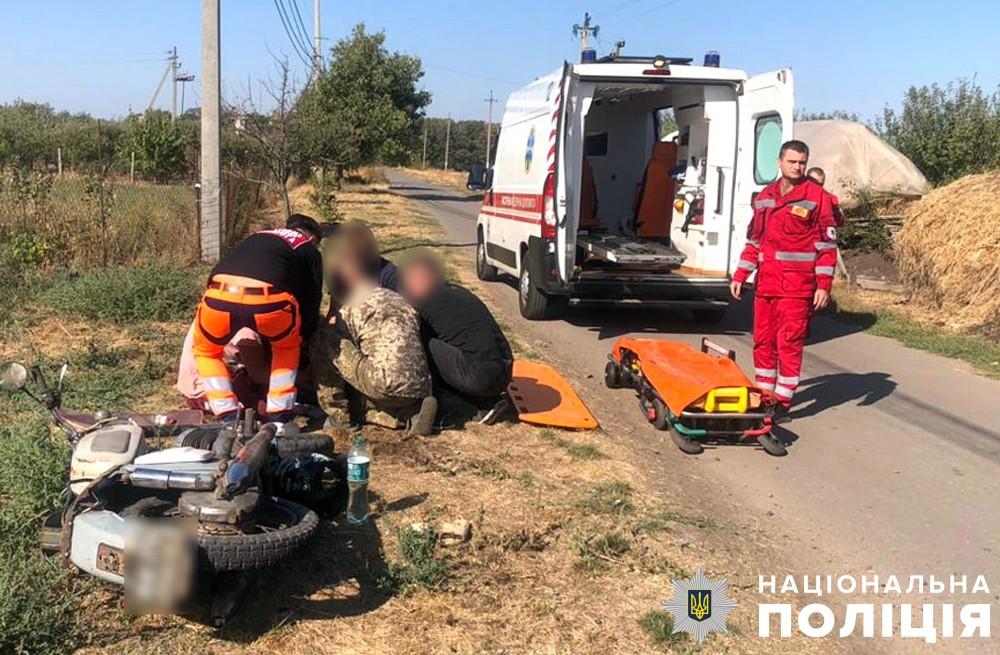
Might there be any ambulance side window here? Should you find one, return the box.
[753,114,782,184]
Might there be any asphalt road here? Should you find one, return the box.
[387,169,1000,647]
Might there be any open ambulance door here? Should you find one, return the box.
[554,64,592,284]
[732,69,794,274]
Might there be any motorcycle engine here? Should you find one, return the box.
[70,424,147,495]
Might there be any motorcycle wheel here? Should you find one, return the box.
[197,496,319,571]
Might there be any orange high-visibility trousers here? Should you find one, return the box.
[191,276,302,418]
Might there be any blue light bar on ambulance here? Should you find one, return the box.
[704,50,721,67]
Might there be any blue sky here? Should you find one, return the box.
[2,1,998,123]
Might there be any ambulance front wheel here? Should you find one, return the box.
[476,229,500,282]
[518,259,551,320]
[604,361,622,388]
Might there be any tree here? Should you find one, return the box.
[877,79,1000,186]
[298,24,431,176]
[117,110,189,182]
[229,57,310,219]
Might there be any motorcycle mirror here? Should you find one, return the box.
[57,363,68,391]
[0,362,28,392]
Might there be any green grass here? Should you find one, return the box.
[835,293,1000,379]
[573,530,632,571]
[638,610,692,651]
[385,525,450,591]
[41,264,203,325]
[637,510,718,533]
[0,416,83,654]
[538,429,606,461]
[577,482,634,515]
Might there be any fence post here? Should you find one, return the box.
[57,147,62,177]
[130,151,135,183]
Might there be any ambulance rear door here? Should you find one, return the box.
[732,69,794,273]
[554,64,593,284]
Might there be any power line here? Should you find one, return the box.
[615,0,684,23]
[288,0,316,62]
[273,0,313,70]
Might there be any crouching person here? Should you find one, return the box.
[401,251,514,424]
[311,240,437,436]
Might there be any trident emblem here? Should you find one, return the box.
[688,590,712,622]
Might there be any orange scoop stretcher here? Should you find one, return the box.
[508,360,599,430]
[605,337,785,456]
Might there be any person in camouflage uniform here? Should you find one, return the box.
[311,227,436,435]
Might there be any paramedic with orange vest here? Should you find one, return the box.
[730,140,838,423]
[192,214,323,422]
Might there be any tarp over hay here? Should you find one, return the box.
[794,120,931,207]
[896,171,1000,338]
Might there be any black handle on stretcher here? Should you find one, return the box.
[701,337,736,361]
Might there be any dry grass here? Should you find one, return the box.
[20,169,836,654]
[896,171,1000,339]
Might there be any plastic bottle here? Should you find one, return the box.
[346,434,371,525]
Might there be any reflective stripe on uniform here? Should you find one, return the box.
[777,375,800,386]
[815,266,836,276]
[266,391,296,413]
[756,380,776,391]
[210,397,239,414]
[748,239,760,248]
[774,384,795,399]
[754,199,776,209]
[755,367,777,378]
[775,251,817,262]
[269,370,297,390]
[203,376,233,392]
[737,259,757,271]
[815,241,837,250]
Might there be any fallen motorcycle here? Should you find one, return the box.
[1,360,342,625]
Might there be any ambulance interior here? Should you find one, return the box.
[576,81,738,272]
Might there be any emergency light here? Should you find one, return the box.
[704,51,720,67]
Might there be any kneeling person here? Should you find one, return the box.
[401,252,514,420]
[311,241,435,434]
[191,214,322,421]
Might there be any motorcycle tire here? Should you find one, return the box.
[198,496,319,572]
[273,434,335,459]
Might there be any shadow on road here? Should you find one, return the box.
[792,371,897,419]
[219,518,393,641]
[405,193,481,203]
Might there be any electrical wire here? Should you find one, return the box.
[273,0,314,70]
[289,0,317,62]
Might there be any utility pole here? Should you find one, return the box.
[572,13,600,56]
[444,115,451,171]
[200,0,222,263]
[312,0,323,77]
[147,55,172,113]
[422,123,428,168]
[170,47,178,121]
[484,89,496,168]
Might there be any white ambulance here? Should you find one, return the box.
[475,54,793,320]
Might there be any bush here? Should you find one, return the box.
[0,417,81,654]
[41,264,203,325]
[386,525,450,590]
[878,79,1000,186]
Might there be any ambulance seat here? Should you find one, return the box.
[579,156,601,231]
[633,141,677,239]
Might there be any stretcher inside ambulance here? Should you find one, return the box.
[476,55,795,320]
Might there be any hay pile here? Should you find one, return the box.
[896,171,1000,338]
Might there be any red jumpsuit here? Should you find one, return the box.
[732,179,838,407]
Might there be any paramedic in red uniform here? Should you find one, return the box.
[191,214,323,422]
[730,141,838,423]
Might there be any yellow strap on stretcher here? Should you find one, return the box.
[704,387,748,414]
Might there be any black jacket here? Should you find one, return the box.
[210,228,323,338]
[415,284,512,363]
